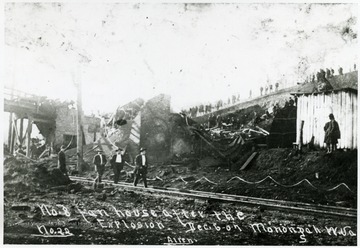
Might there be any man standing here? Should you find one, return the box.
[133,147,148,188]
[93,149,107,183]
[58,145,68,176]
[110,148,125,184]
[324,114,341,153]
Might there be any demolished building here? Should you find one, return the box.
[4,88,101,155]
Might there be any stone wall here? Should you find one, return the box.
[140,94,171,163]
[54,106,77,149]
[54,106,100,150]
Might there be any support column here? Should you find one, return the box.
[8,113,13,148]
[10,116,17,154]
[26,116,33,157]
[19,118,24,145]
[76,70,83,173]
[8,88,14,150]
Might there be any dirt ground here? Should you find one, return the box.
[144,148,357,208]
[3,148,357,245]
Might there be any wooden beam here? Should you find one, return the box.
[12,119,20,146]
[240,152,258,170]
[26,116,33,157]
[19,118,24,145]
[193,130,227,159]
[75,69,84,173]
[10,116,17,154]
[32,117,55,124]
[7,112,13,148]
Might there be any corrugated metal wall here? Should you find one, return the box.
[296,90,357,149]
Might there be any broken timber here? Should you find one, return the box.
[192,129,229,159]
[240,152,258,170]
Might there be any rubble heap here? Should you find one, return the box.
[3,154,72,195]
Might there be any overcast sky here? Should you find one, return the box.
[4,3,358,114]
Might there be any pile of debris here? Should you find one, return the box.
[171,97,300,170]
[3,153,72,195]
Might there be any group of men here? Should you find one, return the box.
[58,146,149,188]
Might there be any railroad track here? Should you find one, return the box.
[69,176,357,220]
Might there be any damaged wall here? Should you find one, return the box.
[83,115,101,144]
[140,94,171,163]
[54,105,101,150]
[54,106,77,148]
[169,114,194,155]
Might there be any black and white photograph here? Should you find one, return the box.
[2,1,358,245]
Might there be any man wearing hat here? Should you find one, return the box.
[58,145,68,176]
[110,148,125,184]
[93,149,107,183]
[133,147,148,188]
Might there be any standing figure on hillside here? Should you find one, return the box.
[326,68,331,79]
[58,145,68,176]
[265,86,268,95]
[269,84,273,93]
[260,86,263,96]
[216,115,222,129]
[110,148,125,184]
[134,147,148,188]
[208,114,212,128]
[324,114,341,154]
[338,67,343,75]
[199,104,204,115]
[93,149,107,183]
[330,68,335,77]
[275,82,279,91]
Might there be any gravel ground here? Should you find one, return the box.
[4,148,357,245]
[4,184,357,245]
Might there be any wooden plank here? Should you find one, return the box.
[240,152,257,171]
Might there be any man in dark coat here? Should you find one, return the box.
[324,114,341,153]
[133,147,148,188]
[93,149,107,183]
[110,148,125,184]
[58,145,68,176]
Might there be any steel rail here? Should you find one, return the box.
[69,176,357,219]
[70,176,356,213]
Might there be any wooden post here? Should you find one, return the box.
[10,115,16,154]
[19,118,24,145]
[26,116,32,157]
[7,88,14,149]
[8,113,13,149]
[76,71,83,173]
